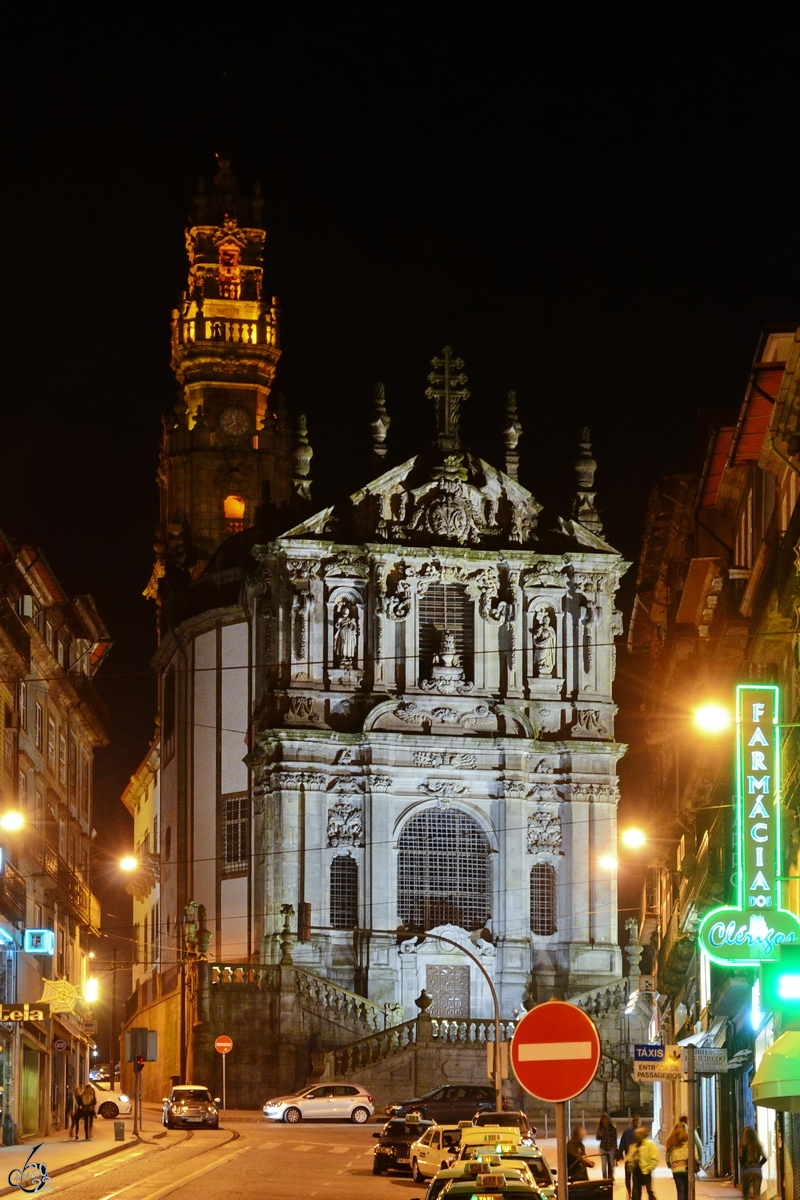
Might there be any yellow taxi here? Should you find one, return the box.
[416,1155,536,1200]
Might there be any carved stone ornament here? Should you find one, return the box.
[500,780,528,797]
[326,551,369,578]
[279,770,328,790]
[573,708,608,737]
[527,809,564,855]
[327,800,364,847]
[421,628,475,695]
[419,779,469,800]
[414,751,477,769]
[529,782,561,802]
[531,758,552,774]
[523,563,562,588]
[370,776,393,793]
[571,782,619,803]
[286,694,318,723]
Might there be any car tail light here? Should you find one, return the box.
[367,1096,373,1104]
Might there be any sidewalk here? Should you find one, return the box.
[534,1138,741,1199]
[0,1110,166,1196]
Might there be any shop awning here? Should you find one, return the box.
[678,1016,727,1048]
[751,1032,800,1113]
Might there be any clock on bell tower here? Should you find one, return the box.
[147,156,294,631]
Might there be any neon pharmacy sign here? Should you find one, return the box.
[698,684,800,965]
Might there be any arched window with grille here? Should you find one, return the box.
[418,582,474,683]
[330,855,358,929]
[398,808,490,932]
[530,863,557,935]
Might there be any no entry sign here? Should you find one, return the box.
[215,1035,233,1054]
[510,1000,601,1102]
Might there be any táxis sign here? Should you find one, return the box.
[698,684,800,965]
[633,1044,684,1081]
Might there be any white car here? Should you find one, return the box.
[263,1083,374,1123]
[409,1124,463,1181]
[92,1081,132,1119]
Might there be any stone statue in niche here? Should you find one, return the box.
[333,599,358,668]
[532,608,557,676]
[435,629,460,669]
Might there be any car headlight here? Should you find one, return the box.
[119,1095,129,1104]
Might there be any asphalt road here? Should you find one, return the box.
[49,1120,427,1200]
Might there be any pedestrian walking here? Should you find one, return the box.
[79,1084,96,1140]
[665,1122,689,1200]
[618,1113,641,1197]
[567,1125,593,1181]
[596,1112,618,1179]
[679,1113,703,1166]
[626,1126,659,1200]
[65,1087,82,1139]
[739,1126,766,1200]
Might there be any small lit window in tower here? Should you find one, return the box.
[224,495,246,534]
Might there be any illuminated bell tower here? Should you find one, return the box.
[150,156,292,629]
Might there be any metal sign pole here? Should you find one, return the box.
[556,1100,569,1200]
[687,1045,695,1200]
[222,1051,226,1115]
[133,1071,139,1137]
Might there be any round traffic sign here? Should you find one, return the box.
[214,1035,233,1054]
[510,999,601,1102]
[53,1038,67,1053]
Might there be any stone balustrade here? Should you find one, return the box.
[432,1017,517,1043]
[294,968,388,1033]
[330,1020,418,1075]
[176,314,276,347]
[211,963,280,989]
[571,979,629,1016]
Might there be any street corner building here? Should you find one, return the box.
[122,157,648,1114]
[0,528,110,1141]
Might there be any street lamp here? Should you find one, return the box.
[119,856,138,872]
[692,702,731,735]
[620,828,647,850]
[0,812,24,832]
[598,854,618,871]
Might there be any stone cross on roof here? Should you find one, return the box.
[426,346,470,450]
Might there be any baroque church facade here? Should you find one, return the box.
[124,159,631,1098]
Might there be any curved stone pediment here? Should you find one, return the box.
[363,696,534,737]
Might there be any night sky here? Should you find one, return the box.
[4,11,799,918]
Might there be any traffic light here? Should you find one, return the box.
[133,1055,145,1074]
[760,945,800,1027]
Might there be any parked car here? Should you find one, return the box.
[373,1116,434,1174]
[92,1081,132,1119]
[459,1144,555,1195]
[420,1172,543,1199]
[162,1085,220,1129]
[263,1083,373,1124]
[387,1084,498,1123]
[473,1110,536,1143]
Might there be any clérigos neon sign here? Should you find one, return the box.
[697,683,800,966]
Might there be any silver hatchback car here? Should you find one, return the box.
[263,1083,374,1123]
[162,1085,220,1129]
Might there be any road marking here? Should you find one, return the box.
[518,1041,593,1061]
[328,1146,349,1153]
[292,1143,316,1152]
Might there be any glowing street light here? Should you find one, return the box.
[693,702,731,735]
[599,854,618,871]
[620,827,647,850]
[119,856,138,872]
[85,978,99,1003]
[0,812,24,832]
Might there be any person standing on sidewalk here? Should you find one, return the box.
[739,1127,766,1199]
[66,1087,82,1139]
[79,1084,96,1140]
[665,1123,689,1200]
[567,1126,593,1181]
[626,1126,659,1200]
[596,1113,618,1179]
[618,1114,641,1197]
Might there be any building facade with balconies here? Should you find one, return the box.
[628,326,800,1196]
[0,526,109,1142]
